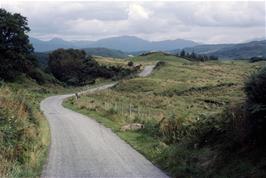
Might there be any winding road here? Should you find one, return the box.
[40,65,168,178]
[138,65,155,77]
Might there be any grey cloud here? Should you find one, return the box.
[142,1,265,27]
[3,1,265,43]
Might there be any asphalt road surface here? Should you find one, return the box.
[41,65,168,178]
[138,65,155,77]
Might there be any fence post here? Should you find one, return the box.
[129,103,132,118]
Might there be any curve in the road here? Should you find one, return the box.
[138,65,155,77]
[41,65,168,178]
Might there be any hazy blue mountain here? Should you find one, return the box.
[152,39,200,51]
[30,37,75,52]
[90,36,199,51]
[183,44,234,54]
[90,36,150,52]
[71,40,94,48]
[30,36,199,52]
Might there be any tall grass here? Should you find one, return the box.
[0,84,50,177]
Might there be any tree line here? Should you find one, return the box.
[177,49,219,61]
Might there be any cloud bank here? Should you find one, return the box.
[2,1,266,43]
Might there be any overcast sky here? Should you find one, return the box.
[2,1,266,43]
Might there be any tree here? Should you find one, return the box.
[180,50,186,57]
[190,51,196,59]
[48,49,89,85]
[0,9,36,80]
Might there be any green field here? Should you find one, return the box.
[65,53,266,177]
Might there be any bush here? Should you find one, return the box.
[27,68,46,84]
[128,61,134,67]
[245,67,266,145]
[249,57,266,63]
[154,61,166,70]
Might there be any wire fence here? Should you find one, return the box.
[83,100,164,121]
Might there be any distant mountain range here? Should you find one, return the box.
[30,36,199,52]
[31,36,266,60]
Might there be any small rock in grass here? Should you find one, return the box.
[121,123,144,131]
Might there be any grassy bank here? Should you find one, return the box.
[0,75,96,177]
[64,53,266,177]
[0,79,50,177]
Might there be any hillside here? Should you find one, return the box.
[183,40,266,59]
[83,48,128,58]
[209,40,266,59]
[182,44,234,54]
[30,36,199,52]
[65,52,266,177]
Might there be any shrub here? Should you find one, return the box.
[192,104,248,149]
[27,68,46,84]
[245,67,266,145]
[249,57,266,63]
[128,61,134,67]
[154,61,166,70]
[159,113,188,144]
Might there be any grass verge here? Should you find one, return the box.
[63,101,170,175]
[0,84,50,177]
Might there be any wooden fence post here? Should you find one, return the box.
[129,103,132,118]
